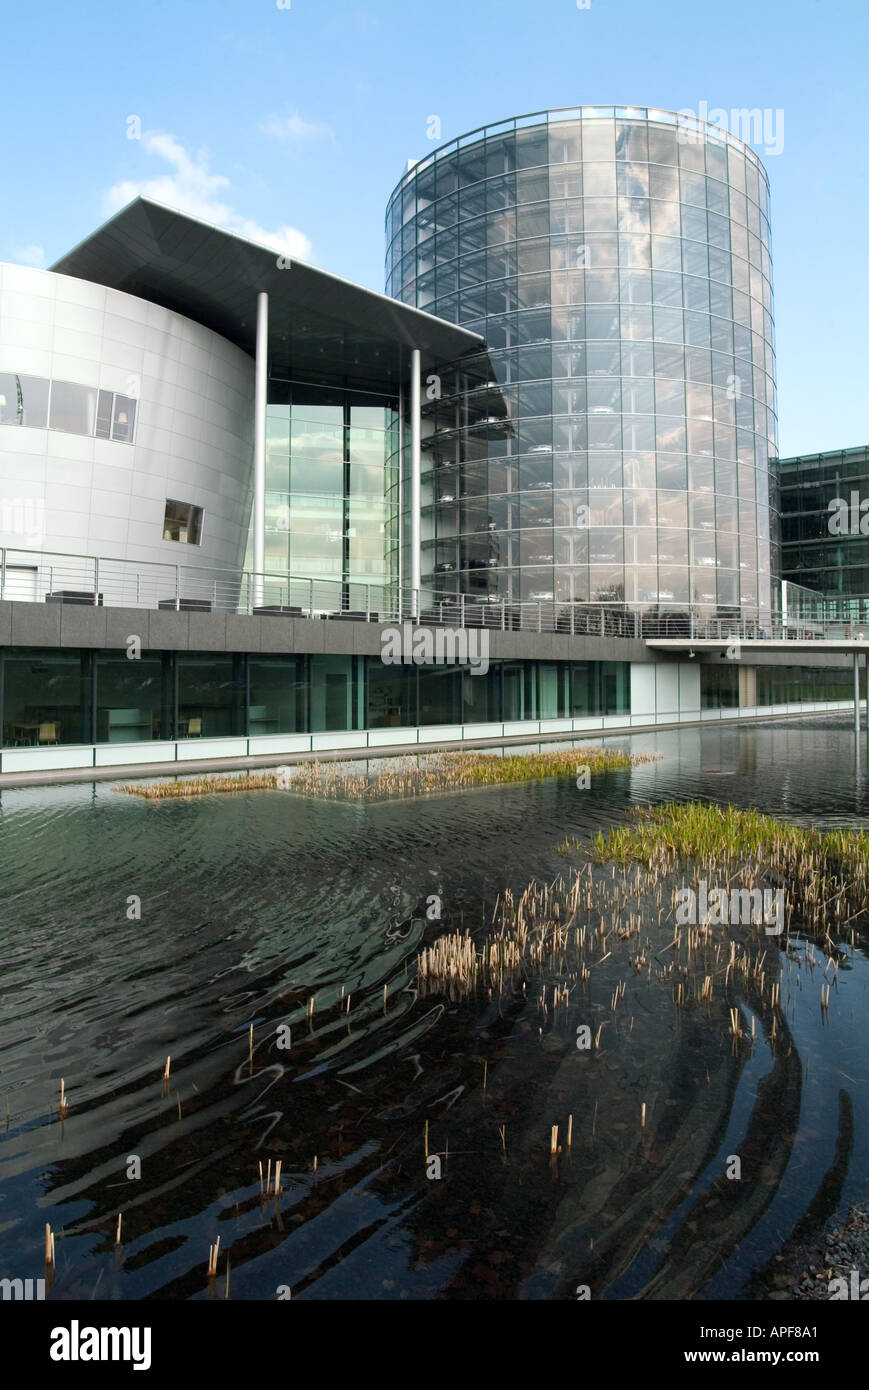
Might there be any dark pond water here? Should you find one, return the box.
[1,717,867,1300]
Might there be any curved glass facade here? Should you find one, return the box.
[386,107,779,615]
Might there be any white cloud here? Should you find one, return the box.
[260,111,333,144]
[104,131,312,261]
[13,244,46,268]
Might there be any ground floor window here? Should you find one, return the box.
[96,652,171,741]
[249,656,308,735]
[3,651,862,748]
[701,665,738,709]
[177,655,246,738]
[418,665,462,726]
[368,662,415,728]
[0,650,637,746]
[310,655,364,732]
[461,665,502,725]
[756,665,853,704]
[569,661,629,715]
[2,649,91,746]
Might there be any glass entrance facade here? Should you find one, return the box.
[386,107,779,619]
[246,389,400,592]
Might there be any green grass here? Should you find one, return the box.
[115,747,655,802]
[578,801,869,942]
[588,802,869,876]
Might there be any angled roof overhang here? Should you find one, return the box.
[50,198,484,394]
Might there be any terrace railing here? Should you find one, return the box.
[0,544,847,642]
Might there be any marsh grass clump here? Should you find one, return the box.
[418,800,862,1018]
[115,772,279,800]
[417,858,724,1003]
[419,869,620,998]
[586,802,869,945]
[116,747,655,803]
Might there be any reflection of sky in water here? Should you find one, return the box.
[0,715,866,1299]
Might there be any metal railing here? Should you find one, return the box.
[0,544,853,643]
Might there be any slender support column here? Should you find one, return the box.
[864,653,869,761]
[410,348,421,619]
[855,650,861,738]
[397,385,403,616]
[253,291,269,608]
[341,398,351,614]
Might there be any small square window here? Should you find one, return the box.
[163,499,203,545]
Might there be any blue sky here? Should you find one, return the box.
[1,0,865,455]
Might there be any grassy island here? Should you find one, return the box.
[115,746,655,803]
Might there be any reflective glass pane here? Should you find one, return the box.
[0,373,49,428]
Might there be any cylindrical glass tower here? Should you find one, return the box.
[385,106,779,617]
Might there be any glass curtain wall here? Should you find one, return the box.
[2,652,634,744]
[756,665,853,704]
[386,107,778,622]
[4,649,855,742]
[250,387,400,602]
[780,447,869,597]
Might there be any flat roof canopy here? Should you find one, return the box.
[51,198,484,395]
